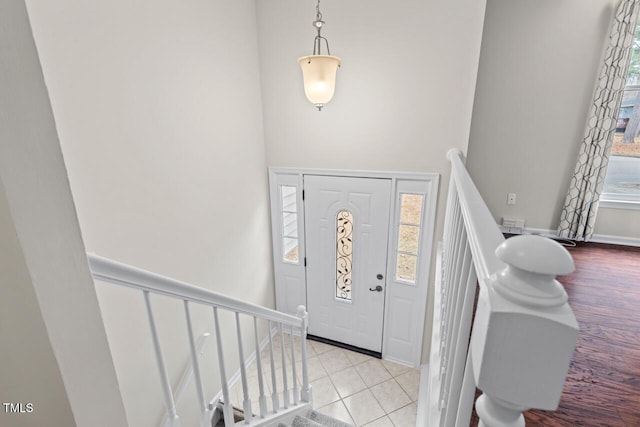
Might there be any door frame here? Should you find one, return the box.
[304,174,393,354]
[268,167,439,367]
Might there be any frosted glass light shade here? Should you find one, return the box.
[297,54,341,108]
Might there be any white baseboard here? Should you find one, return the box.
[500,226,640,248]
[590,233,640,247]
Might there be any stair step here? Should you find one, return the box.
[213,405,250,426]
[277,410,355,427]
[283,415,324,427]
[217,406,354,427]
[307,410,354,427]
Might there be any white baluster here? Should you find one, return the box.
[443,235,469,376]
[235,312,253,423]
[455,352,476,427]
[279,323,290,409]
[443,194,458,282]
[143,291,179,426]
[289,325,299,405]
[441,180,457,304]
[163,332,209,427]
[441,212,465,395]
[447,210,465,318]
[443,248,477,427]
[442,174,458,257]
[213,307,233,426]
[442,200,462,340]
[268,321,280,412]
[183,301,207,426]
[472,235,578,427]
[441,237,469,421]
[440,207,456,348]
[440,203,453,364]
[253,316,267,418]
[297,306,312,403]
[443,229,466,373]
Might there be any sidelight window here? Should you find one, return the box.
[281,185,299,263]
[395,193,424,284]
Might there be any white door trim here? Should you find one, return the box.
[272,166,439,182]
[269,167,440,367]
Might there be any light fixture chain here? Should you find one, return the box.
[312,0,326,55]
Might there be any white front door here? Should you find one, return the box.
[304,175,392,352]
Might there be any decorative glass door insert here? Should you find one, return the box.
[336,210,354,301]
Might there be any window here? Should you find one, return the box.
[280,185,299,262]
[336,210,353,301]
[395,193,424,284]
[603,19,640,207]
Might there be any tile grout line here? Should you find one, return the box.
[271,335,418,426]
[322,360,356,425]
[335,355,406,426]
[369,377,407,414]
[320,349,374,426]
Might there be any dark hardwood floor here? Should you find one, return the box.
[472,242,640,426]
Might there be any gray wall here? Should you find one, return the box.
[468,0,639,241]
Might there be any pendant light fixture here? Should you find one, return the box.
[297,0,341,111]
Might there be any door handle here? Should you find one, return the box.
[369,285,383,292]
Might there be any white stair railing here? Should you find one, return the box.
[425,149,579,427]
[88,254,312,427]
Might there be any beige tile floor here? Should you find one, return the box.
[230,334,421,427]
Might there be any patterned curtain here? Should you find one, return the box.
[558,0,640,240]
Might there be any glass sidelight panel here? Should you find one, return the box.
[336,210,354,301]
[396,253,418,282]
[400,194,423,224]
[281,185,299,263]
[395,193,424,284]
[398,224,420,253]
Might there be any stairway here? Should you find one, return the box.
[213,405,352,427]
[277,410,354,427]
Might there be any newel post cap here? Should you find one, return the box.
[296,305,308,329]
[494,235,574,308]
[495,235,574,276]
[296,305,307,318]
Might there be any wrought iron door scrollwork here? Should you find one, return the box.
[336,210,353,300]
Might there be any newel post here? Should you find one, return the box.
[297,305,313,403]
[471,235,579,427]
